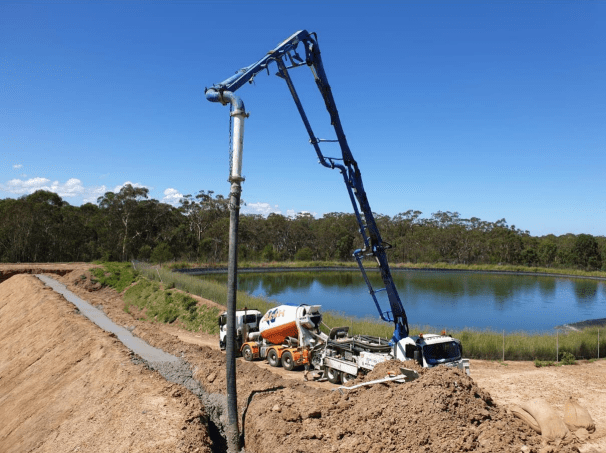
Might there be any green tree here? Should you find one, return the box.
[573,234,601,270]
[538,240,558,267]
[151,242,173,264]
[97,184,150,261]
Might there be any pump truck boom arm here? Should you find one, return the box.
[205,30,409,343]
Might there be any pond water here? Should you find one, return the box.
[201,270,606,333]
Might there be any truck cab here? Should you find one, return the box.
[219,308,263,351]
[395,333,470,375]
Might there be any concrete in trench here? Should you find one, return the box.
[37,274,179,365]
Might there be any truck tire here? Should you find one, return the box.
[267,349,281,367]
[326,367,342,384]
[281,351,295,371]
[242,345,253,362]
[342,373,356,384]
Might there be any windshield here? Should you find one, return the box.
[423,341,461,366]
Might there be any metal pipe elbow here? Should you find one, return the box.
[205,88,245,111]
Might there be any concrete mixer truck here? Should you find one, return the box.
[208,30,470,384]
[223,302,469,384]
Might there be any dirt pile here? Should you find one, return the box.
[0,274,211,453]
[244,363,582,453]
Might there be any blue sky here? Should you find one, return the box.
[1,1,605,237]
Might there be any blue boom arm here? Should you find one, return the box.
[205,30,409,343]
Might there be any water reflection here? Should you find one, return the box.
[572,280,598,304]
[202,270,606,332]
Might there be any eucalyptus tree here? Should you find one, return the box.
[97,184,150,261]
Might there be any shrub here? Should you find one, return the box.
[295,247,313,261]
[560,351,576,365]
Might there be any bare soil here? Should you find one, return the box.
[1,264,605,453]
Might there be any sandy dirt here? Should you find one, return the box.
[1,263,605,453]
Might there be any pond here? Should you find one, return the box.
[200,270,606,333]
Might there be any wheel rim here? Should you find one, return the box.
[268,350,278,366]
[243,347,252,361]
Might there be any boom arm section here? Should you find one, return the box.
[205,30,409,342]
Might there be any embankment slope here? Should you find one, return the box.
[0,274,211,453]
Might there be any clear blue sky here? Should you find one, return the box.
[1,1,605,237]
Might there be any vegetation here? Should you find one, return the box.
[1,187,605,276]
[123,279,221,333]
[90,262,138,292]
[91,262,221,334]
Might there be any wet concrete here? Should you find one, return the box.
[37,274,179,365]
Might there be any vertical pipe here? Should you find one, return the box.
[225,106,246,453]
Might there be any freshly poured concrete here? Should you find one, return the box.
[36,274,179,365]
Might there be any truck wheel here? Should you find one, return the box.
[326,367,342,384]
[267,349,281,367]
[342,373,356,384]
[242,345,253,362]
[281,351,295,371]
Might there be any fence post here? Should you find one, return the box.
[502,330,505,362]
[556,330,560,362]
[598,329,600,359]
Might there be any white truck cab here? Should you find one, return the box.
[395,333,470,375]
[218,308,263,351]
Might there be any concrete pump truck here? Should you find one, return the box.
[209,31,469,384]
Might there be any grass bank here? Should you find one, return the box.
[98,262,606,362]
[91,262,222,334]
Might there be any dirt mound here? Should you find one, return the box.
[244,365,581,453]
[0,274,211,453]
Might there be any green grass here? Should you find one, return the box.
[123,278,221,333]
[90,262,222,334]
[90,261,139,292]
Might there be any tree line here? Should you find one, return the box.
[1,185,604,271]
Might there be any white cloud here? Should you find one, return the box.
[240,203,317,219]
[13,164,23,169]
[242,202,282,217]
[0,177,107,204]
[112,181,148,193]
[162,188,183,206]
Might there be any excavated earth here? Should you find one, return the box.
[1,263,605,453]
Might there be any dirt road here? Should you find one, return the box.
[1,264,604,452]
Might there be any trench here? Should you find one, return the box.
[36,275,230,453]
[0,268,72,283]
